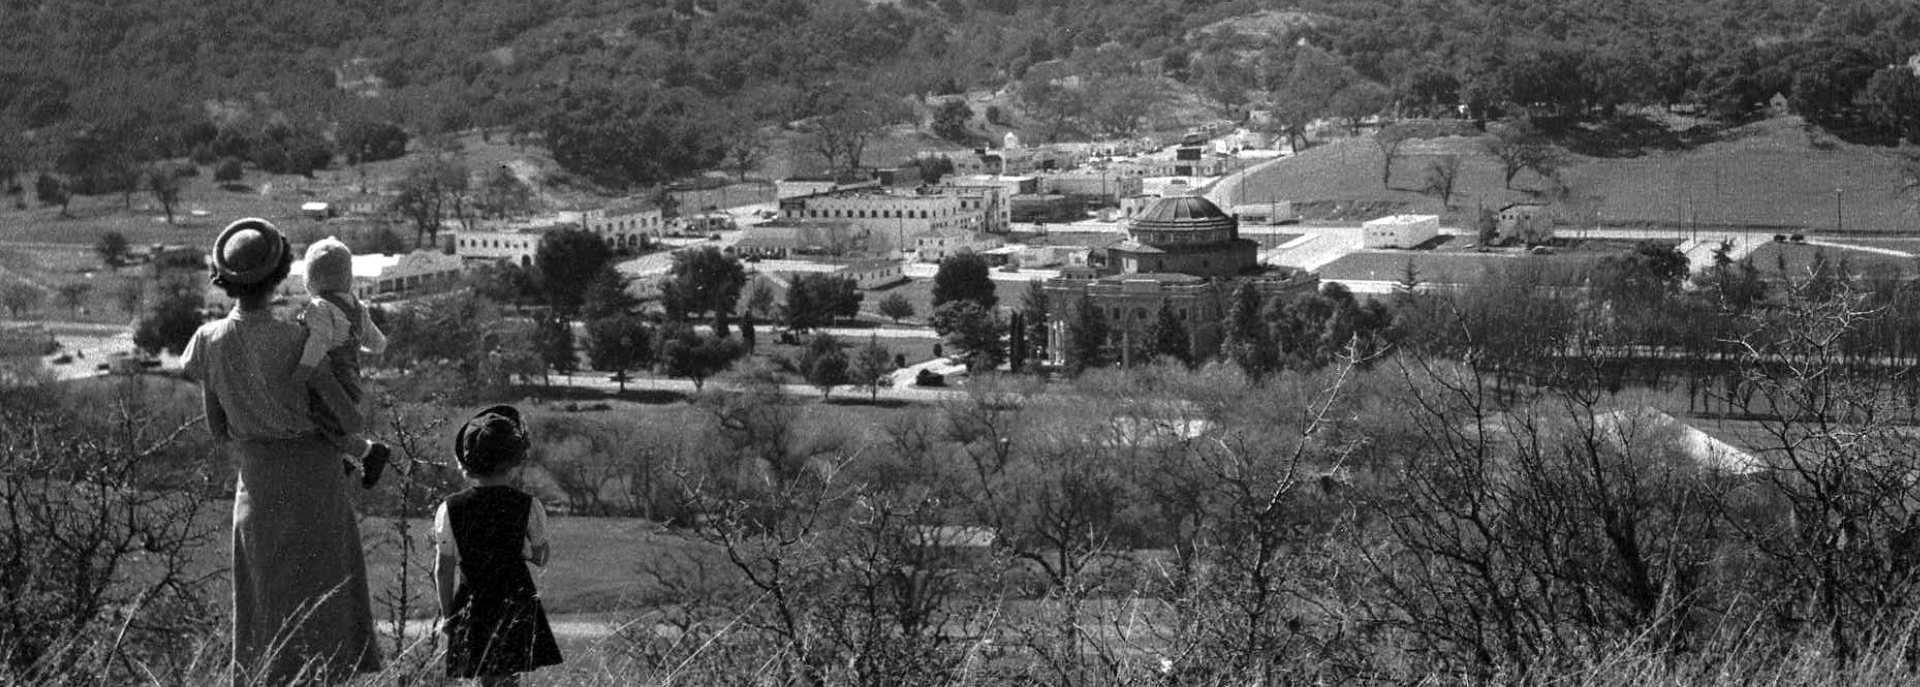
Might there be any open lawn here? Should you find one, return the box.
[1566,118,1917,234]
[1228,133,1527,226]
[1232,115,1920,235]
[0,245,148,324]
[1318,238,1633,285]
[1746,241,1920,279]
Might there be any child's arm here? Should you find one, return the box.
[435,552,458,620]
[526,498,551,567]
[357,305,388,356]
[293,300,344,384]
[431,503,460,624]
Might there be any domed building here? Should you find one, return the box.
[1041,194,1317,366]
[1108,195,1259,278]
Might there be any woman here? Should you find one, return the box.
[180,219,381,684]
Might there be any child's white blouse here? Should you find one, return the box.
[430,498,550,563]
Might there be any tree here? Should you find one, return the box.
[931,99,973,143]
[657,324,745,392]
[1422,155,1461,207]
[213,157,243,183]
[533,229,615,317]
[1019,281,1050,371]
[877,291,915,323]
[587,313,654,392]
[1268,45,1357,152]
[131,288,200,355]
[798,333,851,399]
[532,314,577,386]
[1693,239,1767,314]
[803,89,907,171]
[1329,80,1392,135]
[582,267,640,321]
[0,283,42,318]
[1862,68,1920,143]
[662,247,747,335]
[94,232,130,269]
[35,173,70,216]
[53,282,90,315]
[1083,75,1168,139]
[1146,302,1191,366]
[1017,78,1088,143]
[1484,121,1560,189]
[389,155,469,249]
[784,273,862,333]
[719,112,770,181]
[931,252,996,309]
[1375,127,1410,189]
[1222,283,1274,381]
[336,119,409,165]
[544,86,722,189]
[850,335,895,400]
[1061,293,1111,374]
[746,281,776,319]
[928,300,1006,371]
[474,165,535,220]
[146,165,182,224]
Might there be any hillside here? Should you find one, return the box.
[1234,115,1920,234]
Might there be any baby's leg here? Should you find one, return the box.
[308,361,367,440]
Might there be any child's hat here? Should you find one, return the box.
[454,405,529,468]
[212,218,288,286]
[304,237,355,295]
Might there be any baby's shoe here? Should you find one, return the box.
[361,443,392,489]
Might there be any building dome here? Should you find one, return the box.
[1133,195,1231,225]
[1111,193,1256,279]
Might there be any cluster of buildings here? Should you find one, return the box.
[1041,194,1318,364]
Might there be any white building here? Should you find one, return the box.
[580,204,664,249]
[455,230,544,265]
[915,230,1004,263]
[240,250,466,307]
[781,189,984,244]
[1362,215,1441,249]
[836,259,906,290]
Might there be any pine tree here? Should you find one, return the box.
[1020,280,1051,372]
[1223,283,1274,381]
[1147,302,1191,366]
[1063,293,1110,374]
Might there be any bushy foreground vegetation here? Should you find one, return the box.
[14,256,1920,684]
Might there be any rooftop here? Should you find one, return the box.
[1135,195,1231,224]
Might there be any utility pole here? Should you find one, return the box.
[1836,187,1844,233]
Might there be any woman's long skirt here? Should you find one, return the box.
[230,436,381,685]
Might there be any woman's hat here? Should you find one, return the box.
[212,218,289,286]
[454,405,529,465]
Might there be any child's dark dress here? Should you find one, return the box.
[442,486,563,678]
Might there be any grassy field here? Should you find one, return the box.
[1317,237,1637,285]
[1235,115,1920,235]
[1745,241,1920,279]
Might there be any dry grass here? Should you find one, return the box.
[1235,116,1920,234]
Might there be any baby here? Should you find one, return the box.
[295,237,392,487]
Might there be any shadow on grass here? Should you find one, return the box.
[823,397,913,409]
[519,384,688,406]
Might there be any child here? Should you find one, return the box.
[434,405,563,686]
[293,237,392,488]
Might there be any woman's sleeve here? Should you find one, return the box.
[181,331,230,440]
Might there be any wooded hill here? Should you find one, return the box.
[1,0,1916,191]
